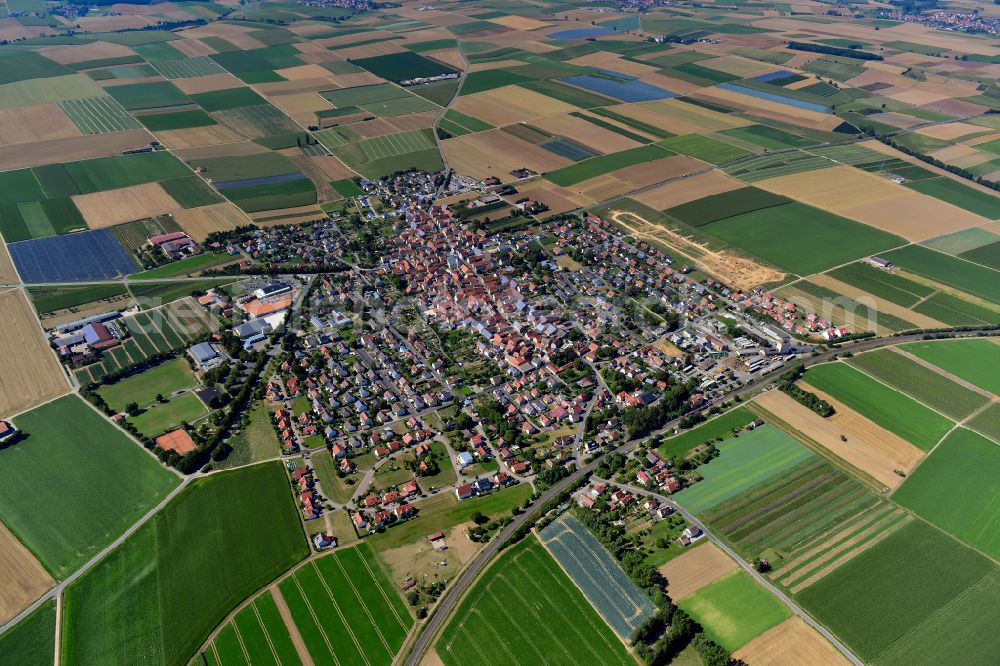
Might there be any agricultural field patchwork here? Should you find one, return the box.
[0,395,178,578]
[61,462,307,666]
[437,537,633,666]
[674,424,815,514]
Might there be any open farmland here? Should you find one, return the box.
[753,389,924,490]
[437,536,633,666]
[702,203,905,276]
[899,339,1000,395]
[0,395,178,578]
[96,357,196,413]
[801,362,952,451]
[847,348,989,420]
[674,424,815,514]
[678,571,790,652]
[893,429,1000,559]
[268,544,411,666]
[735,617,849,666]
[538,514,655,638]
[657,406,756,459]
[59,96,141,134]
[0,288,68,419]
[658,541,738,601]
[0,520,54,625]
[882,245,1000,305]
[61,462,307,666]
[795,520,996,664]
[700,456,885,569]
[201,591,300,666]
[0,599,55,666]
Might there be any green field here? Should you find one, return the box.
[721,151,832,183]
[702,458,882,566]
[678,571,789,651]
[884,245,1000,304]
[105,80,191,111]
[202,592,300,666]
[703,202,904,276]
[0,73,104,110]
[848,349,988,420]
[216,404,281,470]
[0,600,55,666]
[154,56,227,79]
[96,357,196,412]
[194,152,299,183]
[913,291,1000,326]
[62,462,307,666]
[27,283,129,314]
[271,544,412,665]
[160,176,224,208]
[1,395,179,578]
[545,145,672,187]
[191,87,266,112]
[0,198,87,241]
[893,428,1000,559]
[665,187,790,227]
[367,484,532,551]
[825,262,932,307]
[223,178,317,214]
[796,519,995,664]
[438,536,633,666]
[59,96,141,134]
[353,51,456,82]
[719,124,815,150]
[131,251,233,279]
[905,177,1000,220]
[674,424,814,514]
[802,362,952,450]
[139,109,216,131]
[331,129,442,179]
[658,134,753,164]
[900,338,1000,395]
[657,406,755,458]
[36,151,190,196]
[129,392,207,438]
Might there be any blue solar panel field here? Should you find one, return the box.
[539,514,657,638]
[8,229,138,283]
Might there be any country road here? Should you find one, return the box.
[401,327,997,666]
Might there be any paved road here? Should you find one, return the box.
[603,479,864,666]
[401,327,997,666]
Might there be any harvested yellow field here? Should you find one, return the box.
[635,170,742,210]
[172,73,243,95]
[73,182,181,229]
[443,130,571,181]
[274,63,336,81]
[692,87,841,131]
[697,56,773,77]
[809,274,945,329]
[567,52,659,77]
[489,14,549,30]
[533,113,642,153]
[386,110,439,132]
[0,129,153,170]
[169,38,217,57]
[756,165,987,241]
[636,71,704,96]
[452,85,577,126]
[618,99,749,136]
[506,181,588,216]
[658,542,738,601]
[0,289,68,419]
[734,617,849,666]
[0,521,55,625]
[0,242,17,283]
[172,203,245,241]
[0,103,79,146]
[154,124,244,149]
[425,48,464,71]
[916,121,986,141]
[572,155,704,201]
[39,40,136,64]
[754,388,923,490]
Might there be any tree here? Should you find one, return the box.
[471,511,487,525]
[406,590,419,606]
[155,393,165,403]
[125,402,140,416]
